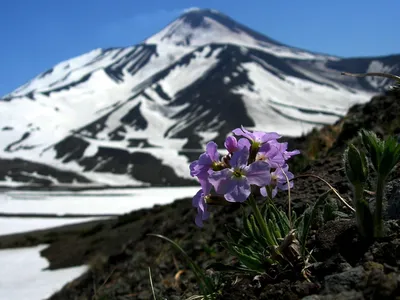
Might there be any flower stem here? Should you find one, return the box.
[248,195,276,246]
[353,183,374,239]
[374,176,385,238]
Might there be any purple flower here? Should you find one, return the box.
[256,142,285,168]
[189,141,220,180]
[192,191,210,227]
[270,141,300,161]
[260,164,294,198]
[192,180,211,227]
[238,138,251,150]
[209,147,271,202]
[232,126,281,145]
[224,136,238,153]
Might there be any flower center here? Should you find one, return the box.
[271,174,278,185]
[232,168,245,178]
[211,161,225,171]
[256,153,269,162]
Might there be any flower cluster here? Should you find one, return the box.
[190,126,300,227]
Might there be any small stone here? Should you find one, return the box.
[376,272,398,298]
[323,266,365,294]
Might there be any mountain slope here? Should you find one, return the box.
[1,8,399,187]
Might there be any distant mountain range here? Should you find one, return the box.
[1,8,399,187]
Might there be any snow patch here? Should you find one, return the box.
[0,245,88,300]
[366,61,397,89]
[0,187,199,216]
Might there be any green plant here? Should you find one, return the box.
[344,129,400,238]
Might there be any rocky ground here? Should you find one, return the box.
[1,89,400,299]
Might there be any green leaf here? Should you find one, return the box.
[359,129,383,172]
[249,215,261,240]
[379,136,400,178]
[267,219,280,244]
[269,212,282,239]
[225,224,246,244]
[245,215,256,238]
[297,190,331,256]
[344,144,369,185]
[296,214,305,241]
[260,201,268,219]
[267,200,290,235]
[294,212,302,228]
[354,188,374,239]
[231,247,265,272]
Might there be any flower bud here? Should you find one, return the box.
[344,144,369,185]
[224,136,238,153]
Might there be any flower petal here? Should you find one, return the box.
[205,142,219,162]
[232,126,253,141]
[271,187,278,198]
[246,160,271,186]
[230,146,249,168]
[195,207,210,227]
[238,138,251,150]
[224,136,238,153]
[192,190,211,227]
[260,186,267,197]
[198,152,212,166]
[225,178,251,202]
[199,177,212,194]
[189,160,199,177]
[192,189,203,208]
[259,142,272,154]
[252,131,267,142]
[209,169,235,195]
[259,132,281,144]
[195,214,204,227]
[284,149,301,160]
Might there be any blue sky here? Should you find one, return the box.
[0,0,398,96]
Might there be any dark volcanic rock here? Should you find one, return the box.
[0,158,91,185]
[53,135,196,186]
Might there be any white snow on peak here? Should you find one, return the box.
[8,48,105,96]
[366,60,399,89]
[183,7,203,13]
[146,12,335,60]
[6,48,125,98]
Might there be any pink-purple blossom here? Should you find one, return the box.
[270,140,300,160]
[224,136,238,153]
[209,147,271,202]
[256,142,285,168]
[190,141,220,180]
[232,126,281,145]
[260,164,294,198]
[189,126,299,227]
[192,181,211,227]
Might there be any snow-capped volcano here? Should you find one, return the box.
[1,8,399,187]
[146,8,333,60]
[146,8,283,46]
